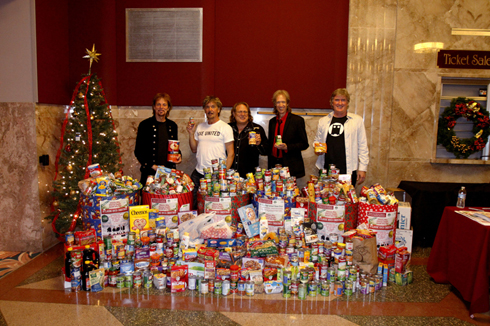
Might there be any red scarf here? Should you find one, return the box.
[272,112,288,158]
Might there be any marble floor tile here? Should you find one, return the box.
[106,306,239,326]
[0,301,123,326]
[221,312,358,326]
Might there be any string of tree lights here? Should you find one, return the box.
[48,45,123,239]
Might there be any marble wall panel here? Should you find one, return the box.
[0,103,42,252]
[349,0,397,29]
[390,70,439,160]
[347,0,397,187]
[388,160,490,186]
[36,104,66,250]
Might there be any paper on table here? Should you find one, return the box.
[455,210,490,226]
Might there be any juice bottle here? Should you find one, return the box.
[83,245,100,268]
[65,247,72,278]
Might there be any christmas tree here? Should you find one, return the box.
[49,45,123,239]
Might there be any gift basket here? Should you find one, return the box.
[141,166,194,229]
[78,164,142,241]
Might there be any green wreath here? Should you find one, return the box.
[437,97,490,159]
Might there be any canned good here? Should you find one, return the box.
[308,281,318,297]
[238,280,246,296]
[298,283,307,300]
[249,131,256,145]
[283,283,291,298]
[133,271,142,288]
[116,273,125,288]
[200,280,209,294]
[195,276,202,292]
[213,280,221,295]
[368,277,376,293]
[375,275,383,291]
[300,269,309,283]
[111,259,120,271]
[321,280,329,297]
[275,135,282,144]
[359,278,369,294]
[222,280,231,296]
[334,281,343,296]
[124,274,133,288]
[283,271,292,285]
[345,280,353,296]
[188,275,197,291]
[337,268,346,281]
[246,281,254,296]
[327,267,335,281]
[290,281,299,295]
[127,232,135,245]
[230,281,238,294]
[143,271,153,288]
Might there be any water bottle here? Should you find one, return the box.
[456,186,466,208]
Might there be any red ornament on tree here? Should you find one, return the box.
[65,144,72,152]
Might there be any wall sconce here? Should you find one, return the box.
[414,42,444,53]
[452,28,490,36]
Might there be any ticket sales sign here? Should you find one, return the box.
[437,50,490,69]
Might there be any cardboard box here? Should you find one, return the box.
[397,202,412,230]
[386,188,412,205]
[395,228,413,253]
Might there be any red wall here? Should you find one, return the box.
[215,0,349,108]
[36,0,70,104]
[36,0,348,108]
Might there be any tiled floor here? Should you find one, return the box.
[0,244,488,326]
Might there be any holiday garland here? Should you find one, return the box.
[437,97,490,159]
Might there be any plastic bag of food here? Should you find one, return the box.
[199,220,233,239]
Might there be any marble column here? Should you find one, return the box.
[0,102,43,252]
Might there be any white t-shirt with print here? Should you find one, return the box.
[194,120,234,174]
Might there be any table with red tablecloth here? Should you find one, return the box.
[427,206,490,315]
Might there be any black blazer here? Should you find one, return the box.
[268,112,309,178]
[134,116,179,173]
[229,121,268,178]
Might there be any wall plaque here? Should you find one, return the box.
[437,50,490,69]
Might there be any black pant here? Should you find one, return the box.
[190,169,204,210]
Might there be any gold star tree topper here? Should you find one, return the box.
[83,44,101,74]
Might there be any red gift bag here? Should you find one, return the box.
[358,202,398,247]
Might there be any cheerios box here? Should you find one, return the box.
[397,202,411,230]
[129,205,150,235]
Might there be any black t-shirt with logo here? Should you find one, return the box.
[324,116,347,174]
[156,120,169,165]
